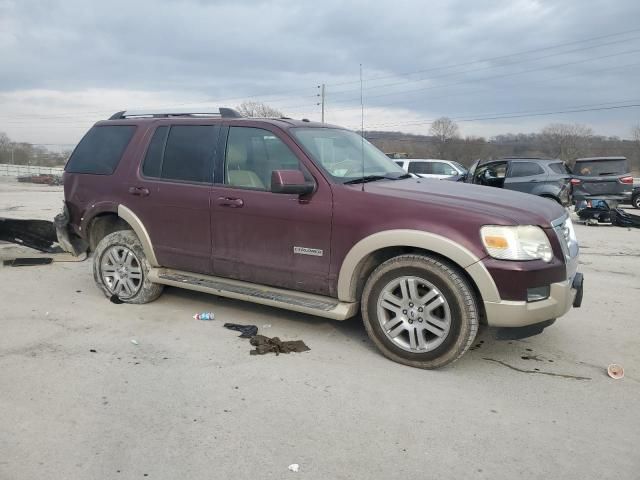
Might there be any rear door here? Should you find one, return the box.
[504,161,546,194]
[572,158,632,200]
[125,123,218,274]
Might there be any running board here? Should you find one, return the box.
[148,268,359,321]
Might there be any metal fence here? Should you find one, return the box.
[0,163,64,177]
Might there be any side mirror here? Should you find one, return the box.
[271,170,314,195]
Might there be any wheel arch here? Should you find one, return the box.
[116,205,160,267]
[337,230,500,308]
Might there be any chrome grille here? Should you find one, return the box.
[552,216,578,259]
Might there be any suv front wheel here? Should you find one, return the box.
[93,230,164,304]
[361,254,479,369]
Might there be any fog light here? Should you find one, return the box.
[527,286,550,302]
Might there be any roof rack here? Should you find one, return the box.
[108,107,244,120]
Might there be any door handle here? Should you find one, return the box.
[216,197,244,208]
[128,186,150,197]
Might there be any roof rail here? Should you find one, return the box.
[108,107,244,120]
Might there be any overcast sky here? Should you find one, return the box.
[1,0,639,146]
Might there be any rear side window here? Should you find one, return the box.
[142,125,217,183]
[548,162,571,174]
[66,125,136,174]
[408,162,434,174]
[509,162,544,177]
[142,126,168,178]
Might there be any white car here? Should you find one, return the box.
[395,159,467,180]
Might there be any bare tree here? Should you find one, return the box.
[236,101,283,118]
[632,124,640,143]
[540,123,593,162]
[429,117,460,158]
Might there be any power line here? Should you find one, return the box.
[327,34,640,98]
[325,27,640,89]
[326,47,640,110]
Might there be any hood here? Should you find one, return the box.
[363,178,566,227]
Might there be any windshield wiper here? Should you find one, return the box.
[598,172,618,176]
[343,173,412,185]
[343,175,389,185]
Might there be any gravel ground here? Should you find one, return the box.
[1,178,639,480]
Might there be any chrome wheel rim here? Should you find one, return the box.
[100,245,143,299]
[376,276,452,353]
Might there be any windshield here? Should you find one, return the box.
[573,159,629,177]
[450,161,467,173]
[291,128,406,183]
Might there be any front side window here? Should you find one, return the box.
[509,162,545,178]
[66,125,136,175]
[224,127,301,190]
[432,162,457,175]
[291,128,405,183]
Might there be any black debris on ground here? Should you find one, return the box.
[3,257,53,267]
[249,335,310,356]
[109,294,124,304]
[223,323,258,338]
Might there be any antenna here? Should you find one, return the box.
[360,63,365,192]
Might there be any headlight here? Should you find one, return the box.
[480,225,553,262]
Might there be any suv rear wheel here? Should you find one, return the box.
[361,254,478,369]
[93,230,164,304]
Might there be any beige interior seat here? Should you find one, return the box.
[226,142,265,189]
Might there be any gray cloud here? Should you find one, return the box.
[1,0,639,143]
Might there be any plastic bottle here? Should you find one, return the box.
[193,312,215,321]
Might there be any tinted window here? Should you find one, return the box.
[225,127,300,190]
[509,162,544,177]
[395,161,404,167]
[161,126,216,183]
[573,159,629,177]
[66,125,136,174]
[408,162,434,174]
[142,126,169,178]
[548,162,571,175]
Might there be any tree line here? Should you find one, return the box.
[366,117,640,174]
[0,132,71,167]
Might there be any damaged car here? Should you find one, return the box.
[53,108,583,369]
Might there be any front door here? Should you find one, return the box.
[211,125,332,295]
[124,123,219,274]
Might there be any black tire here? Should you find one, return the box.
[361,254,479,369]
[633,194,640,209]
[93,230,164,304]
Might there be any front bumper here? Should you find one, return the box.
[484,273,583,328]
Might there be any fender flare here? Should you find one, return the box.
[337,229,500,303]
[117,204,160,267]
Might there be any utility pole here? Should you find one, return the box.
[317,84,326,123]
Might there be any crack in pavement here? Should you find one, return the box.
[483,358,591,380]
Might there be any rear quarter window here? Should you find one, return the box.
[66,125,136,174]
[548,162,571,174]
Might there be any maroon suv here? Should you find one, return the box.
[57,108,583,369]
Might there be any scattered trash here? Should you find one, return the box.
[288,464,300,473]
[607,363,624,379]
[89,349,97,353]
[3,257,54,267]
[250,335,310,356]
[610,209,640,228]
[110,294,124,304]
[223,323,258,338]
[193,312,215,321]
[130,339,139,345]
[263,324,272,329]
[45,311,49,316]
